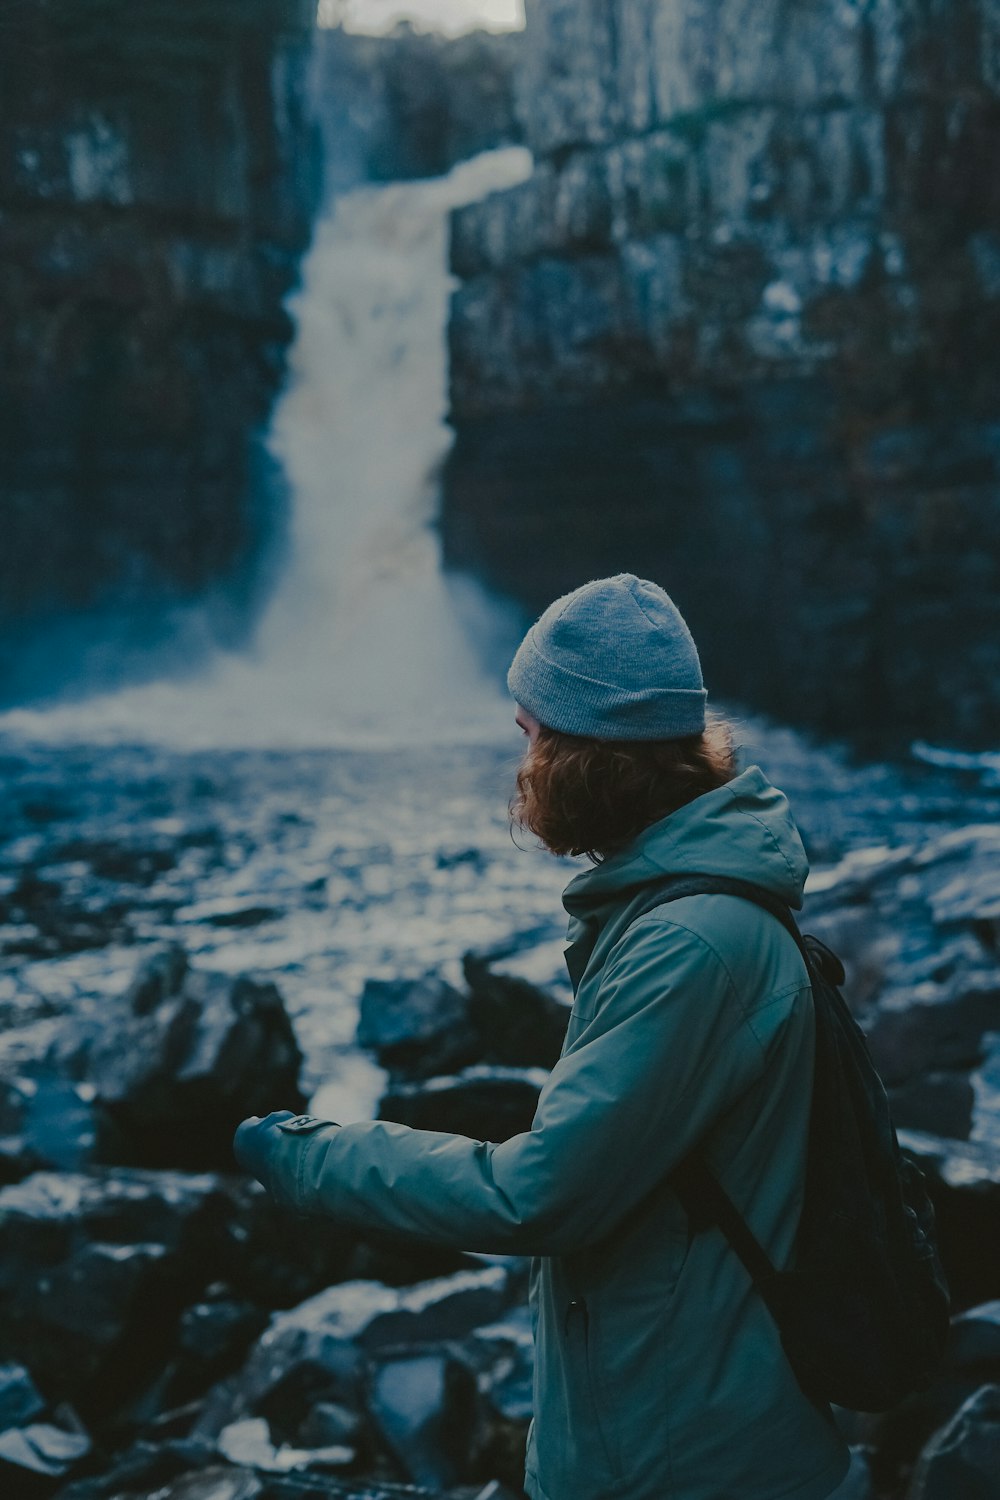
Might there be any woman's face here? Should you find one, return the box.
[514,704,542,748]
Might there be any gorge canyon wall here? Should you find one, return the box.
[442,0,1000,747]
[313,23,522,194]
[0,0,321,706]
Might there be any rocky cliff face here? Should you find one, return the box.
[313,22,523,194]
[0,0,321,707]
[442,0,1000,747]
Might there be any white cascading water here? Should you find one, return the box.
[0,146,533,749]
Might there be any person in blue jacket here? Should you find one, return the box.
[236,573,851,1500]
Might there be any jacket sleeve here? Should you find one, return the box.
[262,916,772,1256]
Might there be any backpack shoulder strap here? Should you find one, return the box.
[670,1154,781,1292]
[622,871,814,976]
[620,872,814,1304]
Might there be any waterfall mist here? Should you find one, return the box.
[0,147,533,750]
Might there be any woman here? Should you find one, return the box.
[235,573,852,1500]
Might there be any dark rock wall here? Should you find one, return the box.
[442,0,1000,747]
[313,22,523,194]
[0,0,321,706]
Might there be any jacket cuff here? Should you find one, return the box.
[263,1118,341,1209]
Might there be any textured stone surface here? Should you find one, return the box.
[0,1362,46,1430]
[195,1268,513,1451]
[358,940,571,1083]
[443,0,1000,747]
[0,1169,225,1414]
[358,974,478,1081]
[907,1382,1000,1498]
[0,729,990,1500]
[518,0,1000,155]
[53,943,305,1171]
[0,1074,98,1183]
[0,1418,91,1482]
[457,1307,534,1490]
[313,25,522,193]
[462,945,571,1070]
[0,0,321,707]
[369,1351,477,1489]
[379,1067,546,1142]
[795,823,1000,1146]
[898,1132,1000,1310]
[948,1301,1000,1372]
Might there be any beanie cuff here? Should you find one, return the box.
[507,629,707,741]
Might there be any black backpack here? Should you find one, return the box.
[623,872,951,1413]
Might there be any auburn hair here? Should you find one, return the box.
[509,711,739,862]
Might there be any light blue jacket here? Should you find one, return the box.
[263,766,852,1499]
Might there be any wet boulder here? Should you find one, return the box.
[178,1299,269,1372]
[210,1179,358,1311]
[456,1306,533,1490]
[106,1468,262,1500]
[920,1302,1000,1443]
[54,944,305,1171]
[216,1415,355,1475]
[197,1268,513,1450]
[887,1072,976,1141]
[865,982,1000,1091]
[357,974,479,1081]
[137,1295,272,1419]
[51,1436,217,1500]
[0,1169,227,1417]
[0,1362,46,1429]
[899,1131,1000,1311]
[462,939,571,1070]
[368,1350,478,1489]
[379,1067,545,1142]
[925,833,1000,945]
[800,830,1000,1158]
[908,1383,1000,1499]
[466,1312,533,1429]
[263,1264,509,1372]
[802,827,1000,1023]
[908,1301,1000,1467]
[0,1075,98,1184]
[949,1301,1000,1373]
[0,1165,470,1443]
[846,1299,1000,1490]
[295,1401,361,1450]
[358,936,571,1086]
[217,1177,473,1312]
[0,1417,91,1492]
[344,1233,478,1294]
[60,1462,518,1499]
[973,1036,1000,1153]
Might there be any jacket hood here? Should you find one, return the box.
[561,764,809,918]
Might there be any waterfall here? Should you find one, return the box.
[0,147,533,749]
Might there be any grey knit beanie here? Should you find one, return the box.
[507,574,707,740]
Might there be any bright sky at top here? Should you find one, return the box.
[319,0,525,36]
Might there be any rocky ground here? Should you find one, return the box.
[0,721,998,1497]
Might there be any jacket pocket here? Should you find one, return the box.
[564,1295,619,1482]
